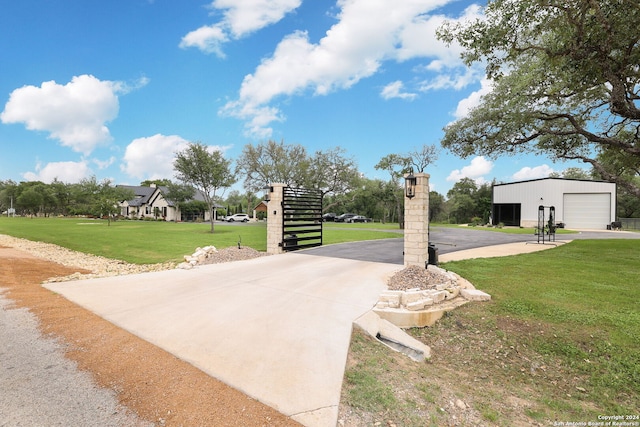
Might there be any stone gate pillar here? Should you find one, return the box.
[266,183,286,255]
[404,173,430,267]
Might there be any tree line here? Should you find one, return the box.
[0,177,134,222]
[5,2,640,225]
[2,140,638,226]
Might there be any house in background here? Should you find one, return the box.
[118,184,177,221]
[118,184,221,222]
[492,178,617,229]
[253,200,268,220]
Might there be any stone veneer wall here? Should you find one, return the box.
[404,173,430,267]
[266,183,286,255]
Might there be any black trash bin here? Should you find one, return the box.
[283,234,298,249]
[427,243,439,266]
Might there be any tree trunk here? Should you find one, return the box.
[210,208,215,233]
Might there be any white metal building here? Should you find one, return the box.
[492,178,617,229]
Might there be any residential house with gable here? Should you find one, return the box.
[118,184,221,222]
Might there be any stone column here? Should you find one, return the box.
[266,183,286,255]
[403,173,430,267]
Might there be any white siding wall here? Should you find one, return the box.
[493,179,616,228]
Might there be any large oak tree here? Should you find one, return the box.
[236,140,358,202]
[438,0,640,197]
[173,142,235,232]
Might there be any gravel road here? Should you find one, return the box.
[0,291,151,427]
[0,236,299,427]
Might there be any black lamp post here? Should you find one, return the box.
[404,171,417,199]
[263,185,273,202]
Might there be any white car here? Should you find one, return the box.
[225,213,250,222]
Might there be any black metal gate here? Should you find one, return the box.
[536,205,556,243]
[281,186,323,251]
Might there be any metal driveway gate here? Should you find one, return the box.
[281,186,323,251]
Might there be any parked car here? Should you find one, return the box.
[334,213,358,222]
[322,212,337,222]
[226,213,250,222]
[346,215,371,223]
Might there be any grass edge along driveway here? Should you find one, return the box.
[0,217,402,264]
[341,239,639,425]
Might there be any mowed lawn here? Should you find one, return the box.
[2,216,638,419]
[0,217,402,264]
[444,239,640,410]
[342,239,640,424]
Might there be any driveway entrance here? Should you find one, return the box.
[44,253,401,427]
[301,226,640,264]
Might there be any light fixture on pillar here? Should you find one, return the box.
[263,185,273,202]
[405,170,417,199]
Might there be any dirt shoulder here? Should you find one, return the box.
[0,245,300,427]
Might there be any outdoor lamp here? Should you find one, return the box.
[405,171,417,199]
[263,185,273,202]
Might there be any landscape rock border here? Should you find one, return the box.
[0,234,265,283]
[374,264,491,328]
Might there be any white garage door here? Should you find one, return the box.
[563,193,611,229]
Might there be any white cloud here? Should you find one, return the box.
[419,66,484,92]
[512,164,554,181]
[447,156,494,182]
[214,0,302,37]
[121,134,234,181]
[122,134,190,180]
[180,0,301,55]
[221,0,485,138]
[179,25,228,56]
[23,160,92,184]
[0,75,137,155]
[112,76,150,95]
[93,156,116,170]
[395,4,482,65]
[452,77,493,120]
[381,81,417,100]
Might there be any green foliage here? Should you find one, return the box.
[178,200,208,221]
[438,0,640,197]
[140,179,172,187]
[0,177,133,219]
[236,141,358,196]
[17,187,43,215]
[174,142,236,233]
[428,191,446,222]
[77,177,134,224]
[446,178,493,224]
[236,140,309,192]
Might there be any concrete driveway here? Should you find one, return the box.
[43,226,639,426]
[44,253,401,427]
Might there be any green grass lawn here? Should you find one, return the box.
[0,217,401,264]
[2,216,637,421]
[343,239,640,423]
[445,239,640,400]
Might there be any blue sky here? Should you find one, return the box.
[0,0,585,196]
